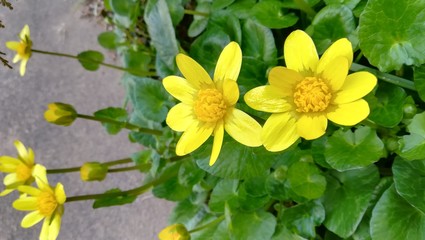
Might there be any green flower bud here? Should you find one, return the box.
[80,162,108,181]
[158,223,190,240]
[44,102,77,126]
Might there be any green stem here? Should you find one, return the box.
[46,158,133,174]
[103,158,133,167]
[76,114,162,136]
[31,49,157,77]
[188,215,225,233]
[65,171,176,202]
[107,165,142,173]
[350,63,416,91]
[184,9,209,17]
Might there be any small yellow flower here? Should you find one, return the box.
[0,140,41,196]
[158,223,190,240]
[13,165,66,240]
[6,24,32,76]
[245,30,377,152]
[163,42,262,166]
[80,162,108,181]
[44,102,77,126]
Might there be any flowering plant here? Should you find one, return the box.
[2,0,425,239]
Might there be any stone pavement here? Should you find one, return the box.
[0,1,173,239]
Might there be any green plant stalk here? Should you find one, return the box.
[183,9,209,17]
[107,165,146,173]
[31,49,157,76]
[350,63,416,91]
[76,114,162,136]
[46,158,133,174]
[188,215,225,233]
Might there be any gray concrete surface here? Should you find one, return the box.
[0,0,173,239]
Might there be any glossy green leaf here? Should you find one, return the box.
[398,112,425,160]
[238,57,268,96]
[358,0,425,71]
[322,165,380,238]
[192,220,231,240]
[324,0,361,9]
[241,19,277,65]
[393,157,425,214]
[165,0,185,26]
[370,185,425,240]
[93,107,128,135]
[77,50,104,71]
[272,224,307,240]
[209,179,240,213]
[131,149,153,172]
[227,0,256,19]
[251,0,298,29]
[98,31,119,49]
[188,2,211,37]
[108,0,140,27]
[93,188,137,209]
[309,5,356,54]
[178,159,205,187]
[324,126,385,171]
[212,0,235,10]
[414,65,425,102]
[230,210,276,240]
[152,162,192,201]
[238,182,270,211]
[281,200,325,238]
[209,11,242,43]
[144,0,178,74]
[287,161,326,200]
[170,198,209,229]
[365,83,406,128]
[121,49,151,77]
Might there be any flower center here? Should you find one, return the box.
[17,43,28,56]
[37,191,58,216]
[194,88,227,123]
[16,163,32,181]
[293,77,332,113]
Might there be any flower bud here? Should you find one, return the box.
[158,224,190,240]
[44,102,77,126]
[80,162,108,181]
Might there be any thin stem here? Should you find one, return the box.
[76,114,163,136]
[103,158,133,167]
[184,9,209,17]
[107,165,144,173]
[31,49,157,77]
[46,158,133,174]
[350,63,416,91]
[188,215,225,233]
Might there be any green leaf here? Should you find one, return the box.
[108,0,140,27]
[93,107,128,135]
[251,0,298,29]
[322,165,380,238]
[365,83,406,128]
[152,162,192,201]
[209,179,240,213]
[324,126,385,171]
[188,2,211,37]
[121,49,151,77]
[212,0,235,10]
[131,149,154,172]
[230,210,277,240]
[98,31,119,49]
[398,112,425,160]
[393,157,425,214]
[170,198,209,229]
[272,224,307,240]
[309,5,356,54]
[144,0,179,73]
[241,19,277,65]
[370,185,425,240]
[165,0,185,26]
[238,57,268,96]
[281,200,325,238]
[227,0,256,19]
[77,50,104,71]
[209,11,242,43]
[324,0,361,9]
[195,139,275,179]
[124,75,169,122]
[192,220,231,240]
[287,161,326,200]
[178,159,205,187]
[414,65,425,102]
[358,0,425,71]
[93,188,137,209]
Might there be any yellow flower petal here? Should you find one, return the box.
[40,217,50,240]
[333,72,377,104]
[13,53,21,63]
[166,103,196,132]
[244,86,292,113]
[327,99,370,126]
[20,24,30,40]
[296,114,327,140]
[5,41,20,51]
[12,197,38,211]
[268,66,303,93]
[18,185,42,196]
[48,210,62,240]
[222,78,239,105]
[176,54,213,89]
[162,76,197,104]
[213,41,242,83]
[55,183,66,204]
[210,121,224,166]
[284,30,318,74]
[14,140,29,161]
[0,156,20,170]
[262,113,299,152]
[319,56,349,91]
[317,38,353,74]
[33,164,49,189]
[26,148,35,166]
[0,188,14,196]
[20,58,28,76]
[176,122,214,156]
[224,108,262,147]
[4,173,19,186]
[21,211,45,228]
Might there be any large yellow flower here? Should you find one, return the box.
[245,30,377,152]
[163,42,262,166]
[13,165,66,240]
[0,140,40,196]
[6,24,32,76]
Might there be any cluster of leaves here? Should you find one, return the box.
[89,0,425,239]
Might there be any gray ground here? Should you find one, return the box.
[0,0,173,239]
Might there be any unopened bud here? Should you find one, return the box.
[44,102,77,126]
[158,224,190,240]
[80,162,108,181]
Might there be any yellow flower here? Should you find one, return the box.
[0,140,40,196]
[163,42,262,166]
[158,223,190,240]
[245,30,377,152]
[6,24,32,76]
[44,102,77,126]
[13,165,66,240]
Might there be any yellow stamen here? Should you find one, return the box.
[15,163,32,181]
[293,77,332,113]
[194,88,227,123]
[37,191,58,216]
